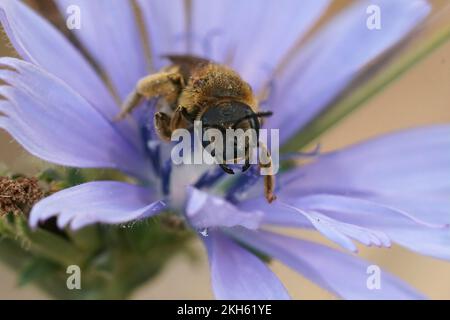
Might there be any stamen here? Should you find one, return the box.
[161,159,172,196]
[225,166,260,203]
[142,100,162,175]
[194,167,226,189]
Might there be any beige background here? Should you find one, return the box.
[1,1,450,299]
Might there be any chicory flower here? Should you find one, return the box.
[0,0,448,299]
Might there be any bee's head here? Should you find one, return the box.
[200,101,258,132]
[199,101,272,166]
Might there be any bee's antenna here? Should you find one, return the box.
[254,111,273,118]
[232,111,273,128]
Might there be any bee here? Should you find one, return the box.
[117,55,276,203]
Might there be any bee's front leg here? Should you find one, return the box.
[154,106,193,142]
[116,68,183,120]
[154,112,173,142]
[263,173,276,203]
[258,141,276,203]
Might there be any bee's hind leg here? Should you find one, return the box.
[116,68,183,120]
[115,89,143,120]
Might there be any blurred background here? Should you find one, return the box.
[0,0,450,299]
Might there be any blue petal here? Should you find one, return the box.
[267,0,430,142]
[240,199,390,252]
[186,187,262,230]
[0,58,150,179]
[0,0,140,146]
[202,230,290,300]
[274,126,450,260]
[230,228,425,300]
[54,0,148,102]
[371,194,450,225]
[136,0,188,70]
[30,181,164,230]
[282,125,450,197]
[190,0,330,92]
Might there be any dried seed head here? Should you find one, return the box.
[0,177,44,216]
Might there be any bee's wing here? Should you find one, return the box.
[164,54,210,67]
[162,54,210,81]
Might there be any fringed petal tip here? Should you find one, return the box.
[240,198,392,253]
[274,125,450,260]
[29,181,165,230]
[0,0,144,155]
[0,0,119,118]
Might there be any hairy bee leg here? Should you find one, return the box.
[116,69,183,120]
[258,142,276,203]
[154,112,173,142]
[170,106,192,132]
[261,164,276,203]
[154,108,195,142]
[263,174,276,203]
[153,107,192,143]
[115,89,143,120]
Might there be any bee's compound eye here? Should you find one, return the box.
[220,108,234,118]
[201,101,254,128]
